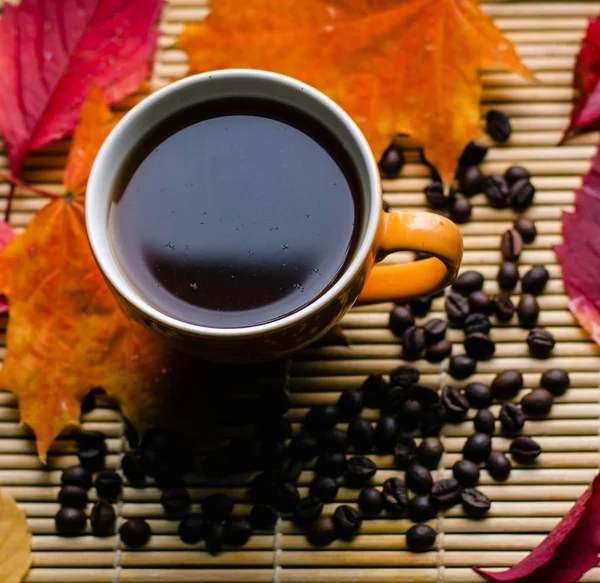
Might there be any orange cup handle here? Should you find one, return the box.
[358,211,463,304]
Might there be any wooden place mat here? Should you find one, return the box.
[2,0,600,581]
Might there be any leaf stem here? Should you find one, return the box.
[0,172,60,221]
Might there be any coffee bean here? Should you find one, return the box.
[90,500,116,537]
[449,355,477,380]
[345,456,377,487]
[468,291,492,315]
[160,487,191,517]
[306,516,337,546]
[309,475,339,502]
[461,488,491,516]
[122,453,146,485]
[80,390,97,415]
[527,328,555,359]
[95,470,122,501]
[249,504,279,530]
[402,326,426,359]
[58,485,88,509]
[420,403,448,436]
[450,195,472,223]
[518,293,540,328]
[464,332,496,360]
[497,262,520,291]
[484,175,510,208]
[474,409,496,434]
[424,318,447,344]
[441,387,469,421]
[333,505,362,539]
[390,365,420,388]
[348,418,374,452]
[382,199,391,212]
[379,143,405,177]
[424,182,447,209]
[224,517,252,546]
[459,142,489,167]
[61,465,92,490]
[249,471,278,504]
[55,507,86,536]
[257,417,292,441]
[406,384,440,407]
[446,293,471,326]
[486,109,512,142]
[389,306,415,338]
[337,390,364,418]
[124,419,139,449]
[78,448,105,472]
[394,437,418,470]
[491,370,523,400]
[522,266,549,296]
[120,518,151,547]
[501,230,523,262]
[465,383,492,409]
[431,479,462,509]
[464,313,491,335]
[510,179,536,211]
[407,495,436,523]
[499,403,525,434]
[406,463,433,494]
[358,486,384,515]
[374,417,398,453]
[541,369,570,396]
[452,459,480,487]
[276,456,303,483]
[505,166,530,186]
[514,217,537,243]
[417,437,444,470]
[204,521,226,554]
[510,436,542,464]
[462,433,492,463]
[321,428,350,454]
[486,451,512,481]
[453,272,485,297]
[315,452,347,478]
[426,339,452,363]
[75,430,106,452]
[460,166,485,197]
[289,433,319,462]
[303,405,339,435]
[382,477,409,514]
[410,296,432,317]
[406,524,437,551]
[521,388,554,416]
[275,482,300,513]
[493,294,515,322]
[178,513,206,543]
[203,493,234,520]
[294,496,324,526]
[397,399,425,432]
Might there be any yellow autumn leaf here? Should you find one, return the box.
[0,489,32,583]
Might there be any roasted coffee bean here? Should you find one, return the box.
[390,365,420,388]
[510,179,536,211]
[224,517,252,546]
[397,399,425,432]
[374,417,398,453]
[452,271,485,295]
[465,383,493,409]
[406,524,437,551]
[95,470,122,501]
[493,293,515,322]
[358,487,384,515]
[289,434,319,462]
[450,195,472,223]
[522,266,549,296]
[309,475,339,502]
[464,332,496,361]
[541,369,570,396]
[77,448,105,472]
[464,313,491,335]
[389,306,415,338]
[120,518,151,547]
[510,436,542,464]
[90,500,116,537]
[462,433,492,463]
[446,293,470,326]
[277,456,304,483]
[293,496,324,526]
[321,428,350,453]
[497,262,520,291]
[521,388,554,416]
[468,291,492,315]
[122,453,146,485]
[61,465,92,490]
[406,384,440,407]
[501,229,523,261]
[406,463,433,494]
[491,370,523,400]
[58,485,88,509]
[426,339,452,363]
[249,504,278,530]
[424,318,448,344]
[203,493,234,520]
[484,174,510,208]
[441,387,469,421]
[514,217,537,243]
[75,430,106,452]
[257,417,292,441]
[410,296,432,317]
[486,109,512,142]
[527,328,555,359]
[505,165,530,186]
[303,405,339,435]
[459,142,489,167]
[249,471,278,504]
[306,516,337,546]
[160,488,191,516]
[449,355,477,380]
[402,326,426,359]
[380,386,406,416]
[204,521,226,554]
[55,507,86,536]
[345,456,377,487]
[474,409,496,435]
[382,199,391,212]
[333,505,362,539]
[420,403,448,437]
[499,403,525,434]
[178,513,206,543]
[459,166,485,197]
[124,419,139,449]
[417,437,444,470]
[394,437,418,470]
[337,390,364,418]
[518,293,540,329]
[382,477,409,514]
[80,391,97,415]
[461,488,491,516]
[431,479,462,509]
[275,482,300,513]
[259,441,287,468]
[452,459,480,487]
[424,182,447,209]
[315,452,347,478]
[407,495,436,523]
[379,143,405,177]
[486,451,512,481]
[348,418,374,452]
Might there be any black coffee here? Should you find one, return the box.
[109,98,360,328]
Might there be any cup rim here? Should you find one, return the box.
[86,69,381,338]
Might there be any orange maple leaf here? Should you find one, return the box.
[178,0,531,183]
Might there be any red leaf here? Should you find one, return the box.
[474,472,600,583]
[0,221,16,314]
[0,0,162,175]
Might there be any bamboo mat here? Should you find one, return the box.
[1,0,600,581]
